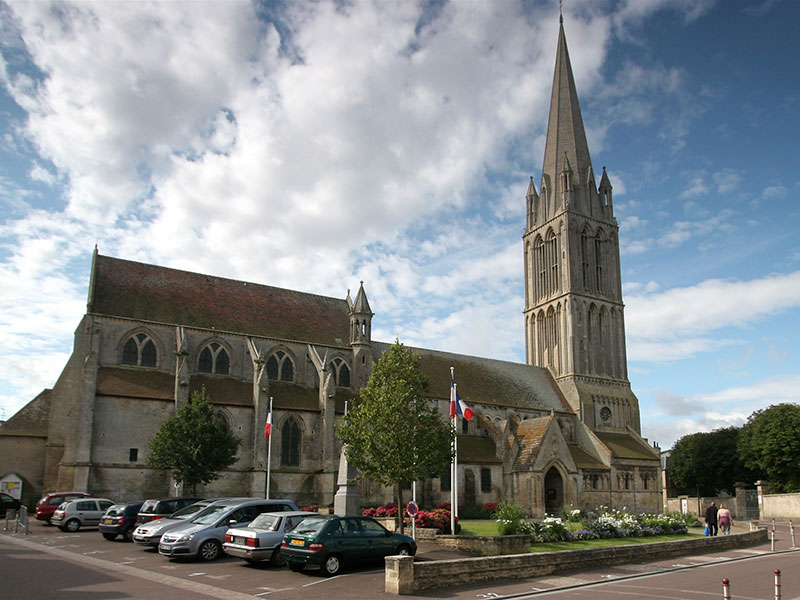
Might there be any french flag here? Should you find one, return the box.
[264,406,272,438]
[450,373,475,421]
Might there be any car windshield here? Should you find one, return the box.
[294,517,330,535]
[248,514,280,531]
[190,505,230,525]
[170,502,208,519]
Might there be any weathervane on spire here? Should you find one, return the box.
[559,0,563,23]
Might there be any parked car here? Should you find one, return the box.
[98,501,144,541]
[133,499,219,547]
[224,511,317,565]
[136,497,204,524]
[158,498,298,562]
[52,498,115,532]
[34,492,93,524]
[0,493,22,518]
[280,515,416,576]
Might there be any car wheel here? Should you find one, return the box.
[270,549,287,567]
[288,561,305,572]
[102,532,117,541]
[46,517,52,525]
[65,519,81,532]
[198,539,222,562]
[122,527,134,542]
[396,544,413,556]
[321,553,342,577]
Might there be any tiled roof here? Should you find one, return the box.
[458,436,501,464]
[514,415,553,469]
[568,444,608,470]
[595,431,659,461]
[0,389,51,436]
[96,367,174,400]
[371,343,573,414]
[90,254,351,346]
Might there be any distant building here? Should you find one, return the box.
[1,18,661,515]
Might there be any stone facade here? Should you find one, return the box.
[1,19,660,515]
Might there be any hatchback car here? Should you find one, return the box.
[224,511,317,565]
[52,498,115,532]
[133,499,217,547]
[158,498,298,561]
[34,492,93,524]
[98,501,144,541]
[136,497,204,524]
[0,492,22,518]
[281,515,416,576]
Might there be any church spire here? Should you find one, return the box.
[541,18,593,215]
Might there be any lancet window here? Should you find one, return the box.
[122,332,157,367]
[198,342,230,374]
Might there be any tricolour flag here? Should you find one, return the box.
[264,407,272,438]
[450,372,474,421]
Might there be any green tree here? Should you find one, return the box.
[668,427,758,496]
[738,403,800,493]
[147,387,241,494]
[336,341,455,533]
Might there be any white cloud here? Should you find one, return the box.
[626,271,800,358]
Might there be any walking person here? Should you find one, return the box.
[705,501,719,536]
[717,504,733,535]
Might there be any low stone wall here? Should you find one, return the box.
[434,534,531,556]
[761,493,800,520]
[385,529,768,595]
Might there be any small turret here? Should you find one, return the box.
[526,176,539,228]
[598,166,613,217]
[348,282,374,389]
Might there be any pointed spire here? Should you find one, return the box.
[541,18,593,211]
[526,176,538,199]
[352,281,372,315]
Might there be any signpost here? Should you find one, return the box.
[407,500,419,540]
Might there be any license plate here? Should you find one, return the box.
[103,519,113,524]
[234,536,247,544]
[159,544,170,553]
[290,539,305,547]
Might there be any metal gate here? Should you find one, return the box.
[742,489,759,520]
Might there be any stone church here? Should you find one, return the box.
[1,19,661,516]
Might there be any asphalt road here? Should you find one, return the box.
[2,518,798,599]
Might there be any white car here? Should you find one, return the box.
[223,511,317,565]
[52,498,115,532]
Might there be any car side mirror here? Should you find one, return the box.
[229,519,237,527]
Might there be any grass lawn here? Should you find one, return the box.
[457,520,700,552]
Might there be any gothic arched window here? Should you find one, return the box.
[581,227,594,292]
[266,350,294,382]
[331,357,351,388]
[198,342,230,375]
[121,332,157,367]
[280,418,301,467]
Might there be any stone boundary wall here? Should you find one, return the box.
[385,529,768,595]
[434,534,531,556]
[761,493,800,520]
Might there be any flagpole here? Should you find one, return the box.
[265,396,273,500]
[453,382,459,525]
[450,367,456,535]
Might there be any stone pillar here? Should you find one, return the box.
[385,555,415,595]
[333,447,360,516]
[734,482,747,520]
[73,318,100,491]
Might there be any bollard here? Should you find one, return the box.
[722,578,731,600]
[770,529,775,552]
[790,521,796,548]
[774,569,781,600]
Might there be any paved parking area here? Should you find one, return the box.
[2,518,798,599]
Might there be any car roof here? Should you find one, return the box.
[63,497,114,506]
[257,510,316,517]
[141,496,204,503]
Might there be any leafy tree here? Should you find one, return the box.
[738,403,800,493]
[668,427,758,496]
[337,341,455,533]
[147,387,241,494]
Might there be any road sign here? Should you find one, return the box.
[406,501,418,517]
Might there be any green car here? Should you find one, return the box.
[280,515,416,576]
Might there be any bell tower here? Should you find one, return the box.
[523,18,640,434]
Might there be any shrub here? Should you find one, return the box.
[493,502,529,535]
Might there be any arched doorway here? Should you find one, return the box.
[544,466,563,516]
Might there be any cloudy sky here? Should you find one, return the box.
[1,0,798,449]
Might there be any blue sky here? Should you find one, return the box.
[1,0,798,449]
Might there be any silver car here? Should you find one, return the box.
[132,499,216,547]
[223,511,317,565]
[51,498,115,532]
[158,498,298,561]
